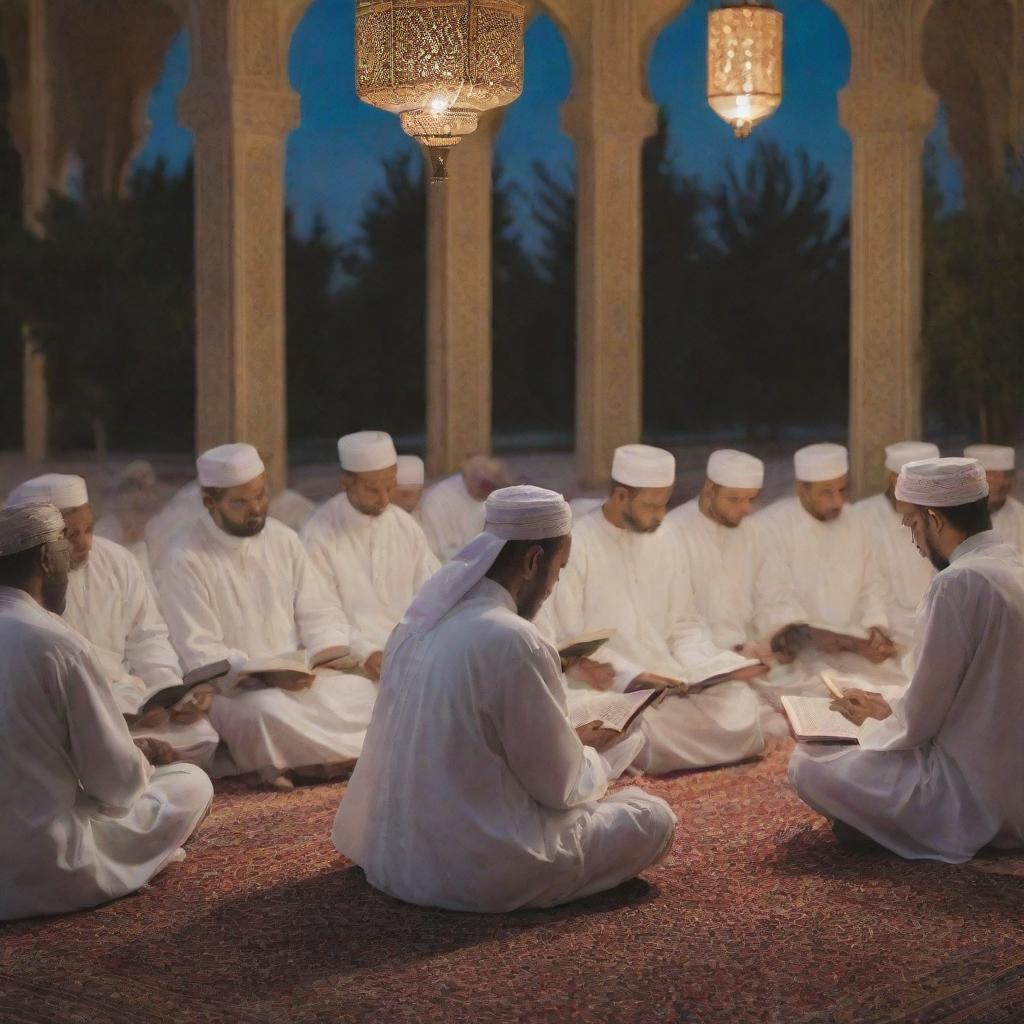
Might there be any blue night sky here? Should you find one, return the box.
[136,0,962,252]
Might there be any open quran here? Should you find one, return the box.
[568,687,662,733]
[781,695,860,744]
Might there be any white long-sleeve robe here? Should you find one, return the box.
[545,509,764,774]
[853,492,935,645]
[63,536,220,768]
[158,514,377,776]
[418,473,485,561]
[992,496,1024,553]
[789,532,1024,862]
[300,494,439,661]
[667,498,805,651]
[0,586,212,920]
[333,578,675,912]
[755,496,906,696]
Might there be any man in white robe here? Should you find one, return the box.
[391,454,426,516]
[419,453,506,561]
[964,444,1024,552]
[6,474,219,769]
[756,443,901,693]
[0,502,212,920]
[93,459,160,589]
[853,442,939,646]
[791,457,1024,862]
[545,445,767,775]
[158,444,377,788]
[333,485,675,912]
[301,432,439,681]
[667,449,805,660]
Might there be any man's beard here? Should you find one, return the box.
[622,510,659,534]
[516,574,548,621]
[812,507,842,523]
[926,549,949,572]
[220,515,266,537]
[41,571,69,614]
[352,499,386,517]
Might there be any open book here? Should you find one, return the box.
[140,644,351,711]
[558,629,614,664]
[568,687,662,733]
[781,696,860,744]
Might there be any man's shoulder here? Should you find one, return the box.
[89,535,143,578]
[301,493,346,538]
[446,595,549,658]
[1,601,90,665]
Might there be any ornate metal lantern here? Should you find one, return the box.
[356,0,526,181]
[707,2,783,139]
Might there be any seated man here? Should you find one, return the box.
[0,502,211,921]
[545,444,767,775]
[419,453,506,561]
[965,444,1024,553]
[790,457,1024,862]
[6,473,219,769]
[93,459,161,589]
[391,454,426,516]
[302,432,439,681]
[756,443,901,693]
[333,485,675,912]
[853,441,939,646]
[158,444,377,788]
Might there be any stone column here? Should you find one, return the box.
[425,113,502,477]
[174,0,311,490]
[835,0,937,497]
[558,0,658,488]
[2,0,63,461]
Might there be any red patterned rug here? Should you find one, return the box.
[3,742,1024,1024]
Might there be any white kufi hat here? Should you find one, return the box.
[707,450,764,489]
[895,457,989,508]
[396,455,425,487]
[794,443,848,483]
[885,441,940,474]
[0,502,65,556]
[963,444,1015,472]
[7,474,88,511]
[338,431,398,473]
[611,445,675,489]
[197,443,265,488]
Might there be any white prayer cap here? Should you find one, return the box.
[196,443,265,488]
[396,455,425,487]
[964,444,1015,472]
[611,445,675,489]
[0,502,65,556]
[484,485,572,541]
[7,474,89,511]
[338,431,398,473]
[885,441,940,474]
[895,457,989,508]
[707,449,764,489]
[794,443,848,483]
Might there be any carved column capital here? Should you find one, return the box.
[839,81,937,137]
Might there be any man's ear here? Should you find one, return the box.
[524,543,545,578]
[927,508,943,533]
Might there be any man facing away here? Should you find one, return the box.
[0,502,211,921]
[964,444,1024,553]
[790,457,1024,862]
[853,441,939,646]
[158,444,377,788]
[333,485,675,912]
[545,444,768,775]
[5,473,219,769]
[418,453,507,561]
[301,431,439,682]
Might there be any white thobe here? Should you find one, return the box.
[853,493,934,645]
[755,497,905,695]
[546,509,764,774]
[158,514,377,776]
[992,496,1024,553]
[333,578,675,912]
[94,513,158,594]
[418,473,485,561]
[0,586,212,920]
[667,498,805,651]
[63,536,220,769]
[301,494,439,660]
[790,532,1024,862]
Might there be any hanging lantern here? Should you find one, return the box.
[356,0,526,182]
[707,2,783,139]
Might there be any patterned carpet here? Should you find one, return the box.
[3,742,1024,1024]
